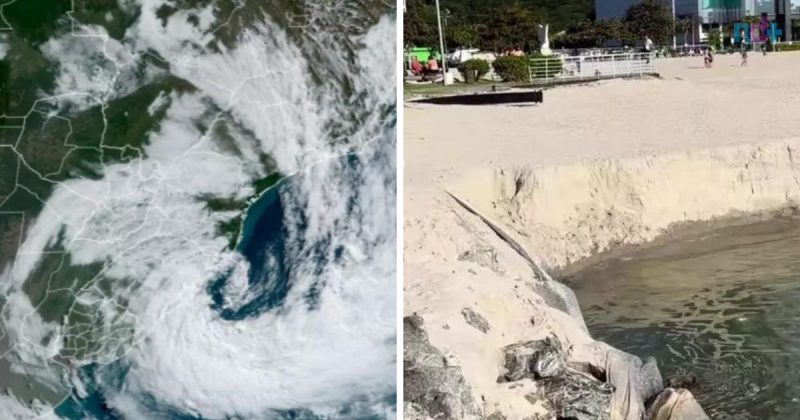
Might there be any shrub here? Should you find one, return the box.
[491,55,529,82]
[492,54,565,83]
[775,43,800,52]
[459,58,490,83]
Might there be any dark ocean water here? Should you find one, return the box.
[207,178,294,320]
[570,217,800,419]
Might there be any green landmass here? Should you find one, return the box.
[202,172,283,251]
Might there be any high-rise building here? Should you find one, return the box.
[594,0,799,41]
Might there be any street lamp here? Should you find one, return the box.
[435,0,449,85]
[672,0,677,48]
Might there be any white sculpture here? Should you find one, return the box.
[539,24,552,56]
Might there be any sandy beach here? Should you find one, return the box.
[406,53,800,193]
[404,52,800,419]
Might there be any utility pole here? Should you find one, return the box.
[785,0,793,41]
[672,0,677,49]
[435,0,449,85]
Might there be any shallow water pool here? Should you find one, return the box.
[569,217,800,419]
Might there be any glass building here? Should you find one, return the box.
[594,0,799,41]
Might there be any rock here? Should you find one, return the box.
[403,402,426,420]
[646,388,709,420]
[461,307,491,333]
[539,369,615,420]
[502,336,566,381]
[404,314,482,419]
[502,337,612,420]
[667,369,698,391]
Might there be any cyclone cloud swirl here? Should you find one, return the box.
[0,1,396,418]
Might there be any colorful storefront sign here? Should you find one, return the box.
[733,14,782,43]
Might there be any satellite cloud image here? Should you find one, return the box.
[0,0,396,418]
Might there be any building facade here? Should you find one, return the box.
[595,0,800,41]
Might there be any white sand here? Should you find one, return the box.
[406,53,800,192]
[404,53,800,418]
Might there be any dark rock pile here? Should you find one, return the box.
[501,337,566,381]
[404,314,481,419]
[499,336,614,420]
[403,315,709,419]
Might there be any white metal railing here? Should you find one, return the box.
[527,53,656,85]
[669,44,708,56]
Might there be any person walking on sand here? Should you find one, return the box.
[704,48,714,68]
[740,29,748,66]
[643,36,654,63]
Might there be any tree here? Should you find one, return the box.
[403,0,438,47]
[595,18,633,46]
[557,19,632,48]
[402,0,595,51]
[558,20,599,47]
[707,27,722,50]
[675,17,693,45]
[478,5,540,52]
[446,24,479,48]
[402,0,594,51]
[624,0,674,45]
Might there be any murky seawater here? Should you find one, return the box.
[569,216,800,419]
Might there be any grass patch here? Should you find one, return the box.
[404,80,514,100]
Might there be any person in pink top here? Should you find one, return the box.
[410,56,423,75]
[426,55,439,72]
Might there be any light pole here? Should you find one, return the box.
[435,0,449,85]
[672,0,677,49]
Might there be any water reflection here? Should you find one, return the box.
[569,217,800,419]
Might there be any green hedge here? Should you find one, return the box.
[459,58,490,83]
[775,43,800,52]
[491,56,530,82]
[491,55,564,83]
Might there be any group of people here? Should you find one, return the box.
[409,55,440,76]
[702,29,772,68]
[500,47,524,57]
[737,28,771,67]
